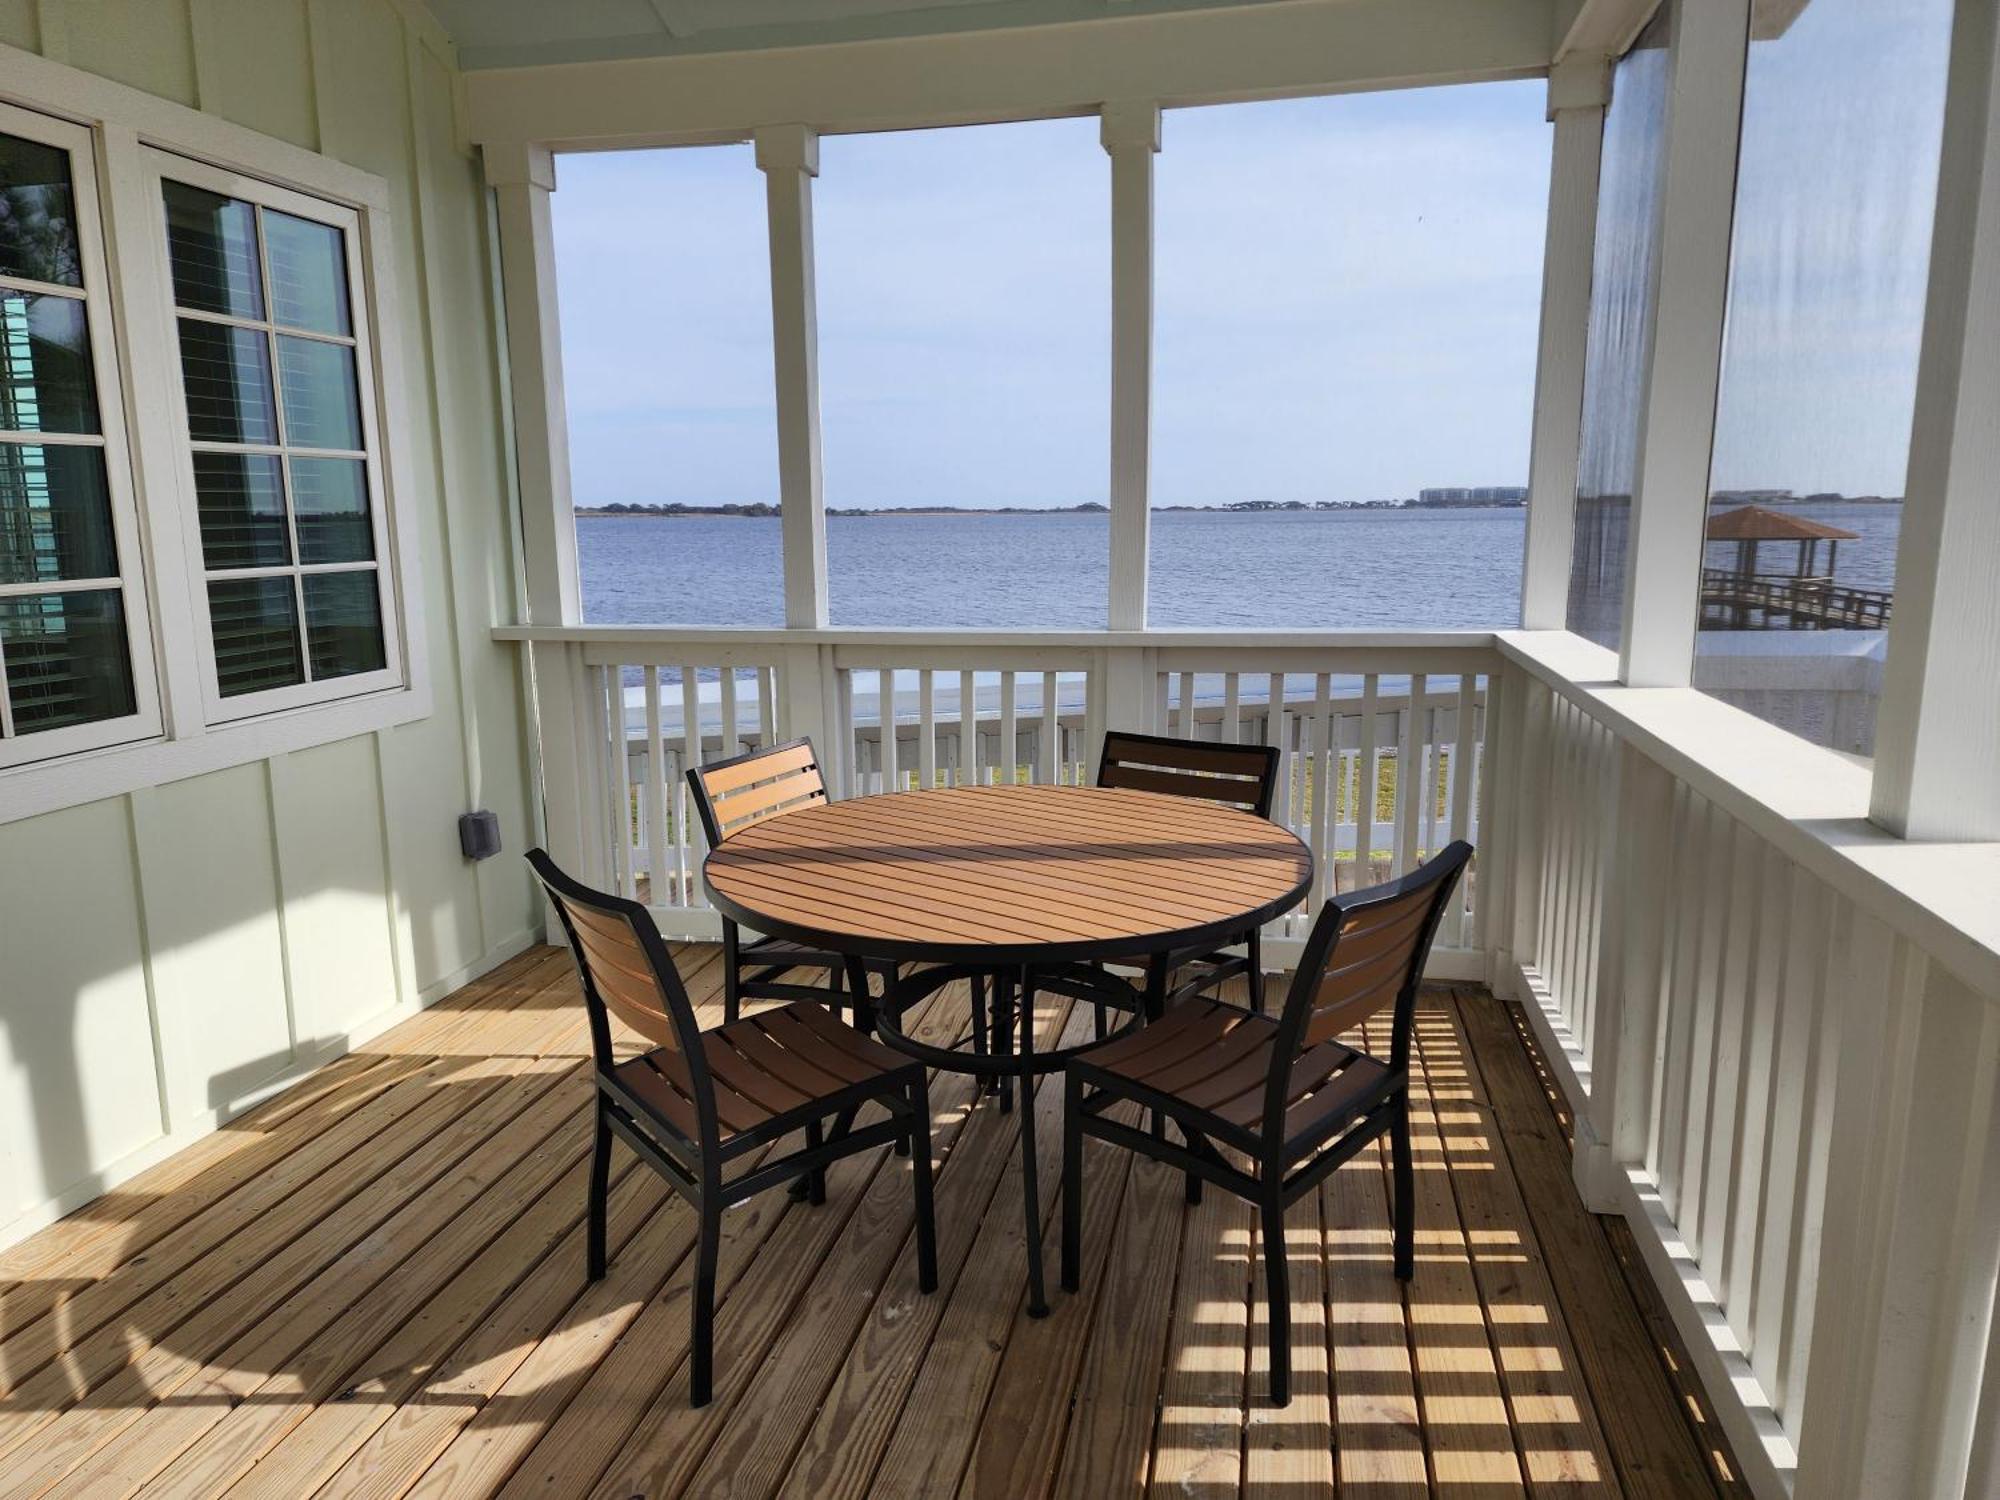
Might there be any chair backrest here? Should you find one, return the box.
[686,737,829,848]
[1267,841,1473,1137]
[526,847,715,1145]
[1096,730,1279,818]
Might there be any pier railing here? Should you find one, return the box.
[497,620,2000,1500]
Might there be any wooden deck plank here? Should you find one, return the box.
[1452,990,1738,1500]
[0,1054,582,1500]
[0,949,1748,1500]
[1147,1188,1251,1500]
[1395,1008,1531,1498]
[1410,1003,1621,1499]
[1325,1133,1429,1498]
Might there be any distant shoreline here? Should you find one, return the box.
[574,500,1538,519]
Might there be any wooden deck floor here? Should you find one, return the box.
[0,945,1746,1499]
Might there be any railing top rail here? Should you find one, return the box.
[1499,629,2000,1002]
[491,624,1505,651]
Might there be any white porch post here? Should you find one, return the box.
[1870,0,2000,843]
[1616,0,1748,686]
[1519,56,1609,630]
[756,124,831,631]
[486,141,592,883]
[1102,102,1159,633]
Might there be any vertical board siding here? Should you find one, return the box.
[0,0,539,1251]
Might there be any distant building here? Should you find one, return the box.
[1415,486,1527,506]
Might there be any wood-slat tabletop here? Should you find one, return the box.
[703,784,1313,965]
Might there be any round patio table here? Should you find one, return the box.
[702,782,1312,1315]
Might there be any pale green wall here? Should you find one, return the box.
[0,0,540,1246]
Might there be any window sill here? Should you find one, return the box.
[0,677,432,826]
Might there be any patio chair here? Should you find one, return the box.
[1098,729,1282,1013]
[687,737,895,1027]
[528,847,937,1407]
[1061,839,1471,1405]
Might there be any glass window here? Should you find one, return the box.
[0,119,146,761]
[553,145,783,627]
[1566,4,1672,650]
[816,118,1109,627]
[1692,0,1952,756]
[158,167,392,708]
[1150,83,1547,629]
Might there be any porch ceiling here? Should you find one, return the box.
[423,0,1479,72]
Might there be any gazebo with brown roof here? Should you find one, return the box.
[1705,501,1860,583]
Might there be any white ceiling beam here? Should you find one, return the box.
[1553,0,1660,63]
[460,0,1551,149]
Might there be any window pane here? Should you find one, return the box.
[1693,0,1951,756]
[1152,86,1546,628]
[179,319,277,444]
[264,210,351,335]
[208,575,303,697]
[0,132,82,288]
[555,145,784,626]
[0,291,99,433]
[0,443,116,583]
[1567,6,1672,649]
[275,335,362,451]
[817,119,1109,627]
[194,451,289,569]
[291,455,371,563]
[162,181,263,319]
[0,589,134,731]
[302,570,384,679]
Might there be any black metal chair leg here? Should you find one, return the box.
[690,1192,722,1408]
[1262,1196,1291,1406]
[995,971,1016,1114]
[1144,957,1168,1139]
[803,1120,828,1204]
[1061,1073,1083,1292]
[1246,928,1265,1013]
[909,1079,938,1293]
[1391,1095,1416,1281]
[1017,969,1048,1317]
[721,919,742,1024]
[586,1098,612,1281]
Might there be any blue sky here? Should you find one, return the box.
[551,79,1553,511]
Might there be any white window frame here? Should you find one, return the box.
[0,44,429,826]
[139,151,405,723]
[0,98,162,770]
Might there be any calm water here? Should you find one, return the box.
[576,503,1903,629]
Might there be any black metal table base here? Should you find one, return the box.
[867,958,1161,1318]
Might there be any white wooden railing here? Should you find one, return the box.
[1483,631,2000,1500]
[498,621,2000,1500]
[500,628,1492,972]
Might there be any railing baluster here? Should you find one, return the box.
[603,667,633,899]
[1177,670,1195,739]
[1153,670,1169,735]
[1222,672,1240,743]
[680,664,705,904]
[1041,670,1059,784]
[918,669,937,791]
[959,669,977,786]
[643,666,667,910]
[1309,672,1332,913]
[1269,673,1291,835]
[880,668,899,792]
[719,666,740,762]
[1356,674,1380,889]
[758,664,778,748]
[1393,672,1426,877]
[1449,673,1478,944]
[1000,672,1017,786]
[837,667,857,799]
